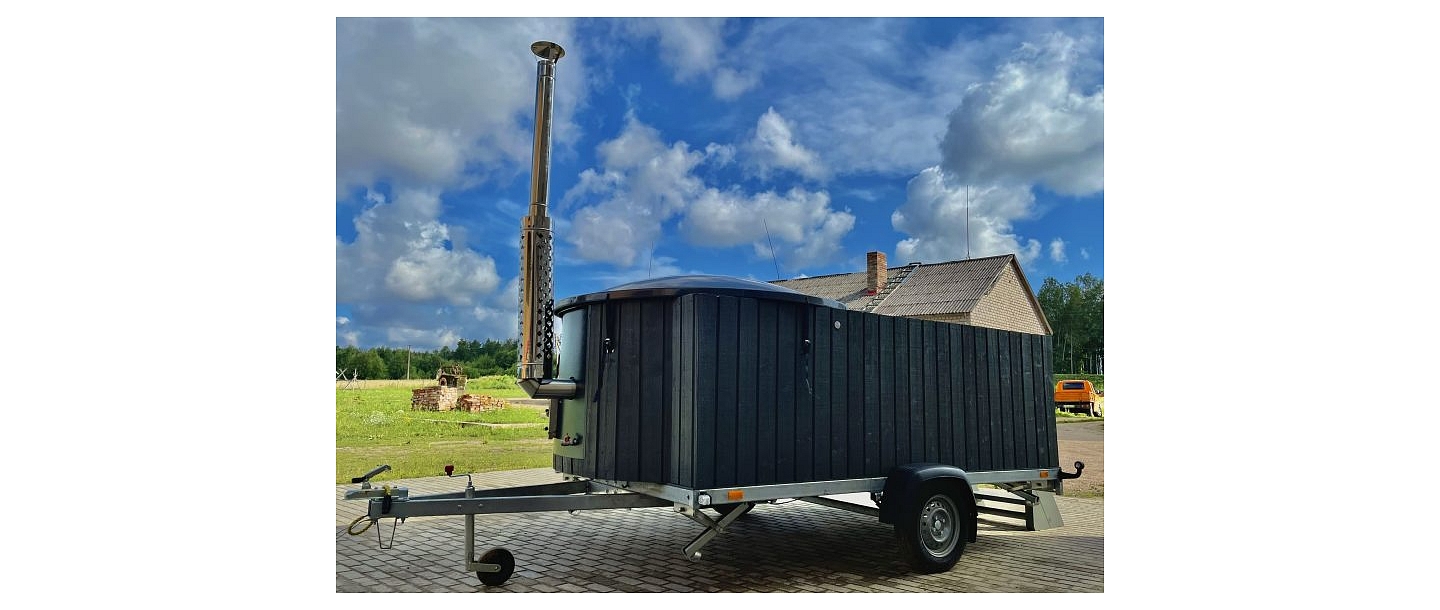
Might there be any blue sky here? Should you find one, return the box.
[336,17,1104,350]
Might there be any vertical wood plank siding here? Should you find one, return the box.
[676,298,694,487]
[922,321,939,463]
[878,315,895,470]
[616,300,640,481]
[793,305,814,483]
[812,306,831,481]
[693,296,718,487]
[894,317,910,466]
[736,298,759,485]
[908,318,924,464]
[775,301,796,483]
[642,299,666,484]
[558,295,1056,489]
[756,301,778,483]
[862,313,880,474]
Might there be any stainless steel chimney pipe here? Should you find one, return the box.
[517,41,577,399]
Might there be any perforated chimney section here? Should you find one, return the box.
[866,251,887,295]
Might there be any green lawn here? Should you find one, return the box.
[335,384,550,483]
[464,375,530,399]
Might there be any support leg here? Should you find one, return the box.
[463,513,503,573]
[460,485,514,586]
[678,502,752,559]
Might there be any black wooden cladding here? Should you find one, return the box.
[554,292,1056,489]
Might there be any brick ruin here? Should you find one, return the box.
[436,365,467,388]
[411,386,462,411]
[411,366,509,413]
[457,393,509,412]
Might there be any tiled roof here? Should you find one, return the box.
[772,254,1015,315]
[870,256,1011,317]
[765,272,877,309]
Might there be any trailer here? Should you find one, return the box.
[344,275,1085,584]
[341,41,1084,587]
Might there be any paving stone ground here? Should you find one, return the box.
[336,468,1103,593]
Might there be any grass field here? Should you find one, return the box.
[336,375,531,398]
[337,375,1102,484]
[335,377,549,483]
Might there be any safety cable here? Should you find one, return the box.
[347,514,373,536]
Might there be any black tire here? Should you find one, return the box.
[476,548,515,587]
[895,483,969,573]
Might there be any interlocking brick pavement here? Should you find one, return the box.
[336,468,1103,593]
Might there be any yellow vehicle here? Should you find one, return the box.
[1054,380,1101,417]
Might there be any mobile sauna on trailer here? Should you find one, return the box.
[343,41,1084,587]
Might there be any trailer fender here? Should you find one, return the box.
[878,463,977,542]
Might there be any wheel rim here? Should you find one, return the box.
[918,494,958,557]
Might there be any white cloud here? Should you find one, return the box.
[939,31,1104,195]
[1080,248,1090,260]
[893,31,1103,269]
[891,167,1042,265]
[384,325,463,351]
[594,20,1099,183]
[640,18,727,81]
[563,114,855,272]
[561,114,706,267]
[710,19,1017,176]
[785,208,856,271]
[583,255,694,287]
[622,18,760,100]
[745,108,827,182]
[336,18,584,196]
[336,189,514,347]
[1049,238,1067,263]
[683,187,854,271]
[668,21,1103,184]
[705,143,735,167]
[338,189,502,305]
[336,316,350,326]
[712,67,760,100]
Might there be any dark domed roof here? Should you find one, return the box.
[555,274,844,312]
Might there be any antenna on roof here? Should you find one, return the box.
[966,185,971,260]
[763,218,783,279]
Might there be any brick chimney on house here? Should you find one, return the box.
[866,251,887,295]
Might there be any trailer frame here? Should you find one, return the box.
[345,460,1082,585]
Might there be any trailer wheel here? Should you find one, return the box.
[476,548,515,586]
[896,483,968,573]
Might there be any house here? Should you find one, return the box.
[771,251,1052,336]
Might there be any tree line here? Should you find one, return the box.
[1036,273,1104,375]
[336,338,519,380]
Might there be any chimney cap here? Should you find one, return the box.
[531,41,566,62]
